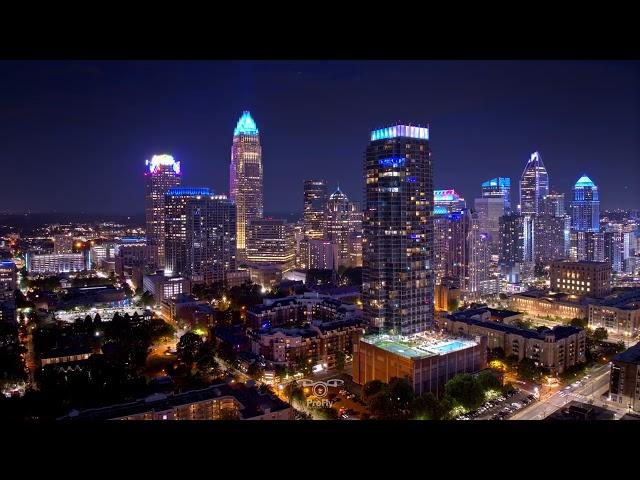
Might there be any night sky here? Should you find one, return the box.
[1,61,638,215]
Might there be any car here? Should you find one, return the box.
[511,402,522,409]
[572,382,581,388]
[564,386,571,391]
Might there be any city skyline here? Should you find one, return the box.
[1,61,639,215]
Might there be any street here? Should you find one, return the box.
[510,363,614,420]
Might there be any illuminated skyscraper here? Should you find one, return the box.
[324,187,362,268]
[543,191,566,217]
[433,209,470,287]
[434,189,466,215]
[303,180,328,239]
[144,154,182,268]
[474,197,505,256]
[245,218,295,270]
[230,111,263,258]
[363,124,433,334]
[481,177,511,212]
[571,175,600,233]
[519,151,549,215]
[164,188,236,284]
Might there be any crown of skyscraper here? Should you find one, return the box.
[574,175,596,188]
[234,111,259,136]
[145,154,181,175]
[370,124,429,141]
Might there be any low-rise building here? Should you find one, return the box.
[251,317,363,370]
[27,253,86,274]
[609,342,640,413]
[58,383,292,420]
[439,314,586,375]
[352,332,487,396]
[143,271,191,304]
[40,345,94,366]
[550,260,612,297]
[510,289,591,320]
[588,290,640,338]
[247,293,360,330]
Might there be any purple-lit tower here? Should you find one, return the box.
[144,154,182,269]
[230,111,263,259]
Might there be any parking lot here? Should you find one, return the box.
[456,389,537,420]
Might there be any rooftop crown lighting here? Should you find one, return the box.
[146,154,181,175]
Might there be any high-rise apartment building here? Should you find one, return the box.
[144,154,182,268]
[363,124,433,334]
[230,111,263,258]
[164,188,236,284]
[53,233,74,254]
[303,180,328,240]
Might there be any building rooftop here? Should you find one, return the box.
[545,401,614,421]
[59,382,288,420]
[448,313,583,341]
[612,342,640,364]
[361,332,478,360]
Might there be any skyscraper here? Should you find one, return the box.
[519,151,549,215]
[433,209,470,288]
[245,218,295,270]
[473,196,505,256]
[303,180,328,239]
[543,191,566,217]
[569,175,602,262]
[434,189,466,214]
[230,111,263,259]
[324,187,362,268]
[363,124,433,334]
[164,188,236,284]
[144,154,182,268]
[571,175,600,232]
[481,177,511,212]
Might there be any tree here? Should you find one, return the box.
[570,317,588,329]
[247,361,262,380]
[593,327,608,342]
[388,377,414,412]
[368,390,394,419]
[476,370,502,392]
[517,357,543,382]
[177,332,204,367]
[444,373,484,410]
[363,380,386,401]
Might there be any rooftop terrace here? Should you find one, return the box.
[361,332,478,359]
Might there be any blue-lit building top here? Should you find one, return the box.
[571,174,600,232]
[482,177,511,212]
[166,187,213,197]
[234,111,259,136]
[370,124,429,142]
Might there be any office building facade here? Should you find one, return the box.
[481,177,511,212]
[144,154,182,268]
[303,180,328,240]
[230,111,263,258]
